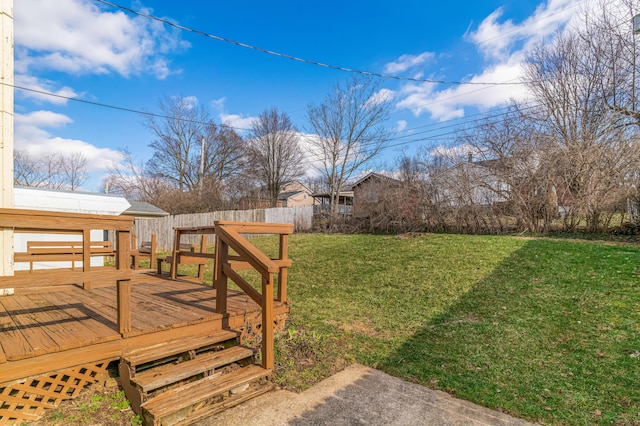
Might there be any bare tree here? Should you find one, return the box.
[306,76,393,214]
[14,150,52,187]
[144,95,210,192]
[524,29,640,232]
[246,108,305,207]
[136,95,247,213]
[578,0,640,126]
[15,150,88,191]
[103,148,156,199]
[59,152,88,191]
[198,123,246,193]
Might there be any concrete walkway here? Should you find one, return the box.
[202,364,536,425]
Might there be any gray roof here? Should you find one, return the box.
[278,190,307,200]
[350,172,400,190]
[123,201,169,217]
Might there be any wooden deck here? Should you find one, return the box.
[0,273,289,387]
[0,210,294,424]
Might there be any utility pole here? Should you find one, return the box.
[199,137,205,198]
[0,0,13,277]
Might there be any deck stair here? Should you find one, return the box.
[119,329,273,425]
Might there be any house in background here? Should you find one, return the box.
[277,181,315,208]
[312,191,354,217]
[238,181,315,210]
[437,159,510,208]
[351,172,402,219]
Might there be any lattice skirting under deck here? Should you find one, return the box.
[0,362,109,425]
[239,310,289,348]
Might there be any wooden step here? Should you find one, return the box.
[132,346,254,394]
[173,382,276,426]
[141,364,271,424]
[122,330,239,368]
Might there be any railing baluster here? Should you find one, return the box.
[278,234,289,302]
[215,237,228,315]
[82,229,91,289]
[262,273,274,370]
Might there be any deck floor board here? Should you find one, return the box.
[1,296,60,359]
[0,275,269,365]
[9,294,88,354]
[57,286,123,331]
[0,299,31,362]
[36,291,118,345]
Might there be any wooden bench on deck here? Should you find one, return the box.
[0,208,133,295]
[130,234,157,270]
[156,237,208,282]
[15,240,116,271]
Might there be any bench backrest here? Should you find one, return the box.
[178,243,197,252]
[26,241,115,255]
[138,241,153,254]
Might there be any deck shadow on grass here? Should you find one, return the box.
[375,238,640,425]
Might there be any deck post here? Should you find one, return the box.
[261,274,274,370]
[277,234,289,302]
[214,237,228,314]
[150,233,157,269]
[0,0,13,278]
[82,229,91,289]
[117,278,131,335]
[117,230,130,269]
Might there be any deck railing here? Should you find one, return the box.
[0,208,134,335]
[213,221,293,370]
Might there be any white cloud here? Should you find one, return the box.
[397,56,530,121]
[16,110,73,129]
[366,88,395,108]
[210,98,256,132]
[220,113,254,132]
[177,95,199,110]
[393,0,583,121]
[396,120,408,132]
[15,0,189,79]
[14,75,79,105]
[15,111,123,172]
[468,0,577,61]
[210,97,227,111]
[384,52,434,74]
[298,133,328,178]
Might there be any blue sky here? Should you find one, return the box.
[14,0,595,190]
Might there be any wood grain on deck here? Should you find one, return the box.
[0,275,262,363]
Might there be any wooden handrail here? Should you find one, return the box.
[214,221,294,235]
[0,208,133,231]
[213,221,292,370]
[215,225,279,276]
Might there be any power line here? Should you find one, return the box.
[7,82,251,132]
[8,79,543,159]
[94,0,528,87]
[7,79,531,150]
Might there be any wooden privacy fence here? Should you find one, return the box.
[133,206,312,251]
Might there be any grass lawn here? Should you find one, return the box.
[248,233,640,426]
